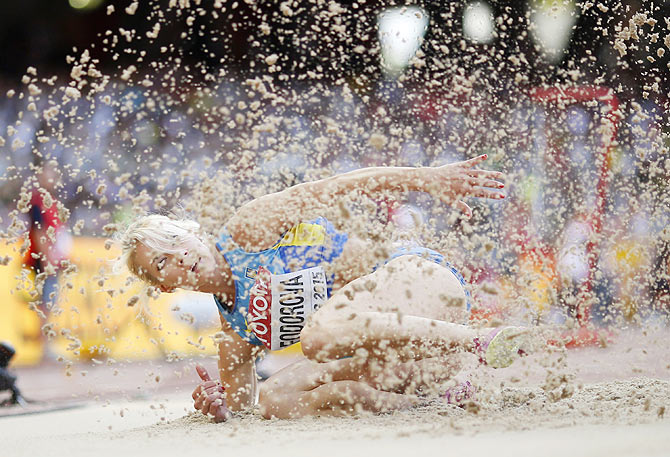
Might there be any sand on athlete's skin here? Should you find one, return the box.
[3,328,670,457]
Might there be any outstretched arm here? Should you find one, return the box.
[227,154,504,250]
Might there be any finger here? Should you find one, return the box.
[208,399,225,417]
[455,201,472,218]
[212,406,232,423]
[461,154,488,168]
[197,393,215,414]
[192,381,219,400]
[207,400,226,419]
[196,364,212,382]
[196,389,217,406]
[465,169,504,180]
[194,394,204,410]
[467,177,505,189]
[194,381,218,392]
[468,189,506,200]
[210,397,231,423]
[205,390,225,403]
[204,384,225,396]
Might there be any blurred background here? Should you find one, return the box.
[0,0,668,403]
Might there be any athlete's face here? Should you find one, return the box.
[133,234,216,292]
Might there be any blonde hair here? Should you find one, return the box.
[116,214,201,286]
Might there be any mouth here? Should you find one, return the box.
[190,258,200,273]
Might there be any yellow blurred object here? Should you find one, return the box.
[0,239,44,365]
[610,240,651,320]
[613,241,648,270]
[517,251,556,315]
[0,237,223,366]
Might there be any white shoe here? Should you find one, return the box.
[474,327,530,369]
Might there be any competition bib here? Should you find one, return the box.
[247,266,327,350]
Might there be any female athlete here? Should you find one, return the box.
[118,154,529,421]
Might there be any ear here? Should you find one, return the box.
[158,284,176,293]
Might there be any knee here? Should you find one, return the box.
[319,381,380,413]
[259,381,315,420]
[300,322,328,361]
[302,316,352,361]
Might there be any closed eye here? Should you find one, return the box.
[156,257,167,272]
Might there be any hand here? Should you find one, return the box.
[426,154,505,218]
[192,364,232,423]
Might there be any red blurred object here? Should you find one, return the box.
[547,325,615,349]
[531,86,621,347]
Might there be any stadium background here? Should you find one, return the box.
[0,0,668,367]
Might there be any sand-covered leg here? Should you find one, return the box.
[302,253,534,366]
[302,255,480,361]
[362,353,471,396]
[258,357,421,419]
[372,353,480,407]
[302,311,481,362]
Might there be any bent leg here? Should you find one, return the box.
[302,255,486,361]
[302,311,480,361]
[366,353,472,396]
[258,357,421,419]
[258,350,475,419]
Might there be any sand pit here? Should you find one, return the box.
[5,380,670,457]
[4,329,669,457]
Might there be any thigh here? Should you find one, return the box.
[261,356,364,395]
[260,352,468,400]
[364,353,470,394]
[317,255,469,324]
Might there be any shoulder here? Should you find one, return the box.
[225,219,285,252]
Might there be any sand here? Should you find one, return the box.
[2,1,668,456]
[4,328,670,457]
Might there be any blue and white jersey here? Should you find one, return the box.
[214,217,348,345]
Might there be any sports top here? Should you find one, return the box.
[213,217,348,345]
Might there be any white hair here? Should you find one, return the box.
[116,214,201,285]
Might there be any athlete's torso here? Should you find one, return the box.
[214,217,348,345]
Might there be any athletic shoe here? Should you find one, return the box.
[473,326,530,369]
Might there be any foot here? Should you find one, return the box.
[474,326,530,369]
[442,380,475,407]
